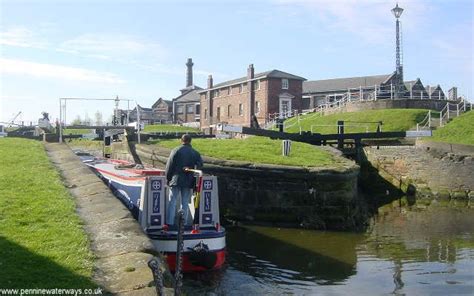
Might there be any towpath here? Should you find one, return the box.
[45,143,171,295]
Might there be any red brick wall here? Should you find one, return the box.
[175,102,199,123]
[267,78,303,116]
[200,80,267,129]
[199,77,303,129]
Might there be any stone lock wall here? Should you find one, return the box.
[362,146,474,205]
[130,144,363,231]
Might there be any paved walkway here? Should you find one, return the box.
[45,143,171,295]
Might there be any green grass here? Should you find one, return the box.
[150,136,342,167]
[283,109,430,134]
[67,138,104,149]
[0,138,95,288]
[63,128,94,135]
[431,111,474,145]
[143,124,200,133]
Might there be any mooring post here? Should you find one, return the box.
[337,120,344,149]
[148,258,164,296]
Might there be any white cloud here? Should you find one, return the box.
[0,27,48,49]
[277,0,429,44]
[59,33,166,61]
[0,58,125,84]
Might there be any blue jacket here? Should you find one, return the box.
[165,144,203,188]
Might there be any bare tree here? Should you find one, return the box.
[84,112,91,125]
[71,115,82,125]
[94,110,103,126]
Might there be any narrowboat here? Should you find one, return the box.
[78,154,226,272]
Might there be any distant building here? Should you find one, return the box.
[173,58,202,124]
[198,64,306,131]
[151,97,173,122]
[404,78,429,99]
[425,85,445,100]
[302,73,398,108]
[303,73,452,108]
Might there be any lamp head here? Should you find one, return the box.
[391,3,404,19]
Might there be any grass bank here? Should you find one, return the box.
[283,109,430,134]
[63,128,94,135]
[431,111,474,145]
[150,136,343,167]
[0,138,95,288]
[143,124,200,133]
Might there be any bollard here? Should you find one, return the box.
[337,120,344,149]
[148,258,165,296]
[282,140,291,156]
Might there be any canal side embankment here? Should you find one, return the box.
[45,143,171,295]
[124,143,364,231]
[362,143,474,205]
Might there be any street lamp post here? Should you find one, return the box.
[392,3,404,98]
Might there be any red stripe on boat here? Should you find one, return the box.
[165,249,226,272]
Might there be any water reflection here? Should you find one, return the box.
[182,205,474,295]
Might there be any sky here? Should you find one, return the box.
[0,0,472,124]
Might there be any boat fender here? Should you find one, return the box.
[188,241,217,269]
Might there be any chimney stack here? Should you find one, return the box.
[186,58,194,87]
[207,75,213,89]
[247,64,254,79]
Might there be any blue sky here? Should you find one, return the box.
[0,0,472,124]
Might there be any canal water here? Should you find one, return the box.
[182,202,474,295]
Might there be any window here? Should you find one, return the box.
[282,78,289,90]
[177,106,184,114]
[255,101,261,114]
[216,107,221,121]
[195,104,200,115]
[239,84,243,93]
[186,104,193,113]
[253,80,260,91]
[204,108,208,119]
[215,89,220,97]
[239,104,244,116]
[228,86,232,95]
[227,104,231,117]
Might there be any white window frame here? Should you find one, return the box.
[239,103,244,116]
[186,104,193,113]
[255,101,261,114]
[282,78,289,90]
[253,80,260,91]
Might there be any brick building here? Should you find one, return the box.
[198,64,306,131]
[172,58,202,124]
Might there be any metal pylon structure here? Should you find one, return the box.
[392,3,404,98]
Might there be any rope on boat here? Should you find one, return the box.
[147,258,164,296]
[174,209,185,296]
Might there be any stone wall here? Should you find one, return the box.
[363,146,474,205]
[132,144,363,231]
[323,99,454,116]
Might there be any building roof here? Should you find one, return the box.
[136,104,153,112]
[174,88,201,103]
[404,78,424,91]
[199,69,306,92]
[151,98,172,109]
[303,73,394,94]
[179,85,202,93]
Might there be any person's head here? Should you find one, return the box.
[181,134,192,144]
